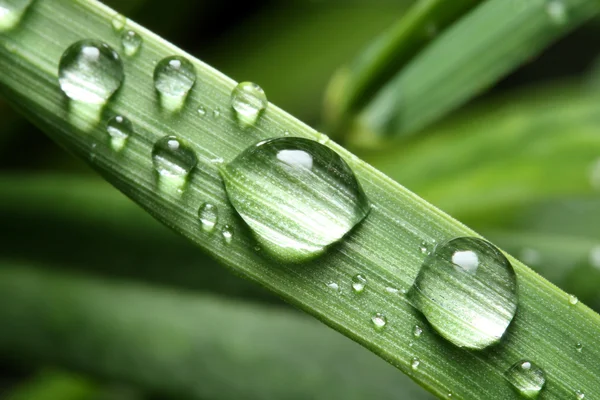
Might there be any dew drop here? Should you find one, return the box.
[576,343,583,352]
[411,357,420,370]
[58,40,124,104]
[198,203,218,232]
[151,135,197,180]
[121,30,142,56]
[569,294,579,305]
[317,132,329,144]
[385,287,400,295]
[351,274,367,293]
[327,282,340,293]
[371,313,387,330]
[0,0,33,31]
[153,56,195,110]
[419,241,431,255]
[213,108,221,118]
[221,224,234,244]
[576,390,585,399]
[546,0,568,25]
[221,137,370,261]
[408,237,518,350]
[231,81,267,125]
[505,360,546,398]
[106,115,132,151]
[197,106,206,116]
[413,325,423,338]
[111,13,126,32]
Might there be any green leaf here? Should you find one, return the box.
[1,1,600,398]
[0,264,434,400]
[347,0,600,147]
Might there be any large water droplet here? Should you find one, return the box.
[154,56,195,111]
[106,115,132,151]
[408,237,518,350]
[221,137,370,261]
[121,30,142,56]
[58,40,124,104]
[371,313,387,330]
[505,360,546,398]
[231,81,267,126]
[351,274,367,293]
[0,0,33,31]
[151,135,197,181]
[198,203,218,232]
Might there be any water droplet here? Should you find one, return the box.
[408,237,518,350]
[221,224,234,244]
[198,203,218,232]
[576,390,585,399]
[371,313,387,330]
[0,0,33,31]
[283,130,290,136]
[411,357,420,370]
[153,56,195,110]
[58,40,124,104]
[505,360,546,398]
[212,108,221,118]
[569,294,579,305]
[327,282,340,292]
[546,0,567,25]
[221,137,370,261]
[317,132,329,144]
[385,287,400,295]
[413,325,423,338]
[419,241,431,255]
[351,274,367,293]
[576,343,583,352]
[121,30,142,56]
[111,13,126,32]
[197,106,206,116]
[151,135,197,180]
[230,81,267,126]
[106,115,132,151]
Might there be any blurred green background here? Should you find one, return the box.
[1,0,600,399]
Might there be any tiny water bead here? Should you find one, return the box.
[351,274,367,293]
[411,357,420,370]
[408,237,518,350]
[221,137,370,261]
[231,81,267,125]
[413,325,423,338]
[371,313,387,330]
[197,106,206,116]
[106,115,132,151]
[419,241,431,255]
[0,0,33,31]
[569,294,579,305]
[221,224,234,244]
[58,40,124,104]
[576,343,583,352]
[111,13,126,32]
[154,56,196,98]
[327,282,341,293]
[576,390,585,399]
[198,203,218,232]
[121,30,142,56]
[505,360,546,399]
[151,135,197,178]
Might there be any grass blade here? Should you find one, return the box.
[1,1,600,398]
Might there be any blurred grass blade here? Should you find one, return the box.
[0,173,275,302]
[1,1,600,398]
[324,0,482,134]
[0,264,434,400]
[349,0,600,147]
[366,83,600,223]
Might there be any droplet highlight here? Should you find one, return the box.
[106,115,132,151]
[0,0,33,31]
[371,313,387,330]
[198,203,218,232]
[121,30,142,56]
[351,274,367,293]
[408,237,518,350]
[151,135,197,189]
[231,81,267,126]
[221,137,370,261]
[58,40,124,104]
[506,360,545,399]
[413,325,423,338]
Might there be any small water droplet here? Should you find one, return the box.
[58,40,124,104]
[576,390,585,399]
[419,241,431,255]
[221,224,234,244]
[569,294,579,305]
[231,81,267,125]
[576,343,583,352]
[371,313,387,330]
[506,360,546,398]
[0,0,33,31]
[411,357,420,370]
[283,130,290,136]
[385,287,400,295]
[197,106,206,116]
[327,282,340,292]
[210,157,224,165]
[121,30,142,56]
[198,203,218,232]
[546,0,568,25]
[317,132,329,144]
[154,56,195,110]
[151,135,197,180]
[111,13,126,32]
[408,237,518,350]
[413,325,423,338]
[351,274,367,293]
[221,137,370,261]
[106,115,132,151]
[213,108,221,118]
